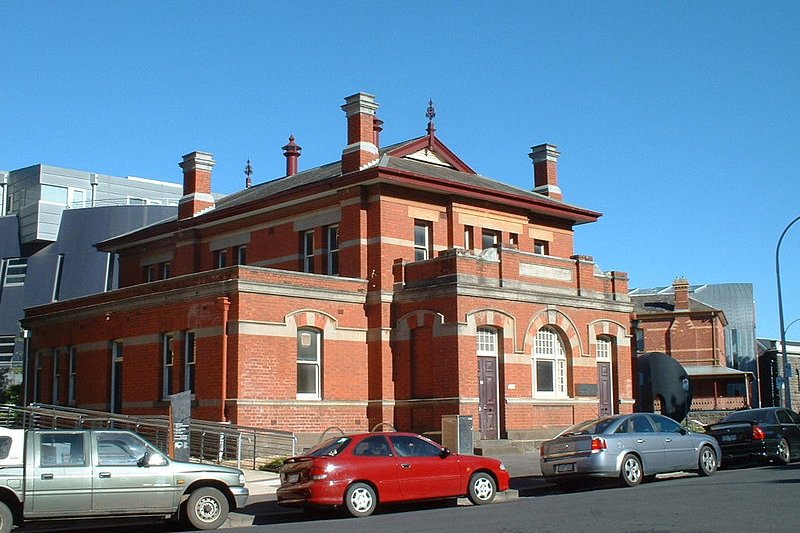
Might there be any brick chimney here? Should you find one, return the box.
[673,277,690,311]
[178,151,216,220]
[341,92,380,173]
[529,143,562,201]
[282,135,302,176]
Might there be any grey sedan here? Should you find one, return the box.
[539,413,721,487]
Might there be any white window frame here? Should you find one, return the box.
[597,336,612,361]
[464,225,473,252]
[184,331,196,395]
[297,328,322,400]
[303,230,314,273]
[532,327,568,398]
[477,328,498,357]
[414,220,432,261]
[235,245,247,266]
[327,225,339,275]
[482,229,499,250]
[52,349,60,404]
[68,347,77,405]
[3,258,28,287]
[162,334,174,399]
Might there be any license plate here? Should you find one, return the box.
[556,463,575,473]
[282,473,299,483]
[721,434,737,442]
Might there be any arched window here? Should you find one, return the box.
[533,327,567,398]
[297,327,322,400]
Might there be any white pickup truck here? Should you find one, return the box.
[0,427,248,531]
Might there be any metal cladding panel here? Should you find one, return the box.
[22,205,177,308]
[0,217,21,257]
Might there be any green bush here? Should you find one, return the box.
[259,456,288,472]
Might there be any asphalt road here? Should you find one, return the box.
[17,461,799,533]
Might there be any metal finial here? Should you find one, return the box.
[244,159,253,188]
[426,99,436,122]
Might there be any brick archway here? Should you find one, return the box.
[524,308,583,358]
[587,320,628,355]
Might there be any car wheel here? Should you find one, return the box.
[777,438,791,465]
[697,445,717,476]
[345,482,377,518]
[620,454,643,487]
[185,487,229,530]
[467,472,496,505]
[0,501,13,533]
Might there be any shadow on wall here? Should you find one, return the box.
[636,352,692,422]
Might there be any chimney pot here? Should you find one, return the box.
[178,151,216,219]
[529,143,562,200]
[282,135,302,176]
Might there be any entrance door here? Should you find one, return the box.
[598,361,612,417]
[478,357,499,440]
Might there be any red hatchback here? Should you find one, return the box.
[276,432,510,517]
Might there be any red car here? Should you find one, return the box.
[276,432,510,517]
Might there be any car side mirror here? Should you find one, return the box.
[439,448,451,459]
[679,427,688,435]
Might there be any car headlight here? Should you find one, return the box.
[499,462,507,471]
[239,473,246,485]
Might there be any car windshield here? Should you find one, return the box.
[559,417,618,436]
[723,410,775,424]
[306,437,351,457]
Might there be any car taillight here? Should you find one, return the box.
[752,426,766,440]
[310,465,328,480]
[591,437,607,452]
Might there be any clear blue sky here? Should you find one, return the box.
[3,1,799,338]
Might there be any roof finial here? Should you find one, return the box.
[426,98,436,145]
[244,159,253,188]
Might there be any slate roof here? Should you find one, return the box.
[630,293,720,315]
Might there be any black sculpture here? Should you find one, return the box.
[636,352,692,422]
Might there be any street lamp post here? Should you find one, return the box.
[776,215,800,409]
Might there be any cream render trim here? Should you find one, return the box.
[455,206,526,234]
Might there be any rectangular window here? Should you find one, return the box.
[327,225,339,275]
[0,336,14,368]
[536,360,554,392]
[105,253,119,291]
[482,229,499,250]
[297,329,321,399]
[215,249,228,268]
[235,245,247,266]
[111,342,123,413]
[534,239,549,255]
[68,347,77,405]
[597,337,612,360]
[144,265,155,282]
[69,188,86,208]
[3,258,28,287]
[52,349,61,404]
[161,261,171,279]
[53,254,65,301]
[509,233,519,247]
[34,353,42,402]
[477,328,498,356]
[39,432,85,467]
[41,184,68,205]
[464,226,474,252]
[162,334,174,398]
[303,230,314,273]
[184,331,196,394]
[414,220,432,261]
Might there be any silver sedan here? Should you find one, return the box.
[539,413,721,487]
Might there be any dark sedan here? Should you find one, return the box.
[705,407,800,466]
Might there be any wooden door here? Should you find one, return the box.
[478,357,499,440]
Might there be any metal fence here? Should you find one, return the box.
[0,403,296,470]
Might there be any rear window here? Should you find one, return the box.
[723,410,775,424]
[307,437,351,457]
[560,417,617,436]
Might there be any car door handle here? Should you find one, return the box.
[665,438,672,443]
[40,473,53,480]
[99,472,111,478]
[636,439,644,443]
[401,463,411,469]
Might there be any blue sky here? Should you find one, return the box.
[2,1,799,338]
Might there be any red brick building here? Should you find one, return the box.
[23,92,634,442]
[631,278,752,411]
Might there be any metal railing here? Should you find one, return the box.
[0,403,296,470]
